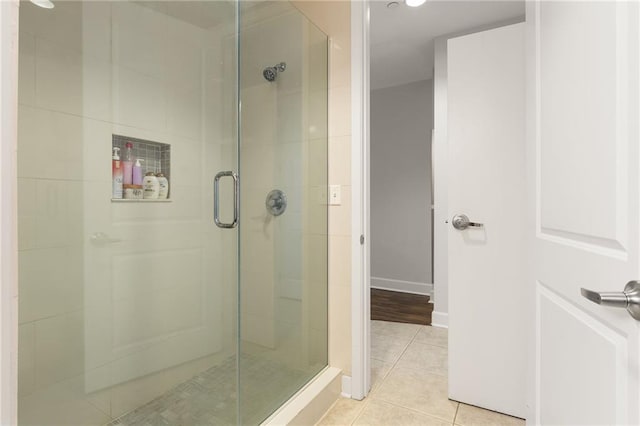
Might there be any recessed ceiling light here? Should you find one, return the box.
[30,0,54,9]
[387,1,399,9]
[405,0,426,7]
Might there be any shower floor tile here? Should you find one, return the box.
[108,354,314,426]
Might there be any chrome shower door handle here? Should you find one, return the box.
[452,214,483,230]
[581,281,640,321]
[214,171,239,229]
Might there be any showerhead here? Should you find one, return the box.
[263,62,286,82]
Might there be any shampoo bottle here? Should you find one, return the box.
[123,142,134,185]
[133,158,144,185]
[156,172,169,199]
[112,147,123,199]
[143,172,159,199]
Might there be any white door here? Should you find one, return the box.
[527,1,640,424]
[447,23,526,418]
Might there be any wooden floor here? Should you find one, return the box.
[371,288,433,325]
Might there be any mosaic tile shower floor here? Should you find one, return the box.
[108,354,311,426]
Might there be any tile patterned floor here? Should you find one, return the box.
[108,354,310,426]
[317,321,525,426]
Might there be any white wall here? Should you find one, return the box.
[370,79,433,295]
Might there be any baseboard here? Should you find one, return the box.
[431,311,449,328]
[371,277,433,296]
[341,375,352,398]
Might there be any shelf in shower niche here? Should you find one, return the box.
[112,134,171,201]
[111,199,172,203]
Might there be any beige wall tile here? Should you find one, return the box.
[329,85,352,138]
[329,136,351,185]
[329,39,351,90]
[329,185,351,236]
[291,1,351,46]
[329,235,351,287]
[329,284,351,374]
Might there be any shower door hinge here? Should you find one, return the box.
[360,234,365,245]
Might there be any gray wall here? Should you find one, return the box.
[370,79,433,293]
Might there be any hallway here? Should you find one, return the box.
[317,321,524,425]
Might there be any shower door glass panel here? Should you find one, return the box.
[17,1,239,424]
[239,2,329,424]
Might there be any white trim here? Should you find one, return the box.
[350,0,370,402]
[0,1,19,424]
[431,311,449,329]
[341,375,352,398]
[371,277,433,296]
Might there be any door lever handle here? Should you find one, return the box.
[581,281,640,321]
[452,214,483,230]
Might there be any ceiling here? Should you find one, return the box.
[370,0,525,90]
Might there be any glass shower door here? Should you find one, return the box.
[17,0,327,424]
[17,1,240,424]
[237,2,329,423]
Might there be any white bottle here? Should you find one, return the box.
[156,172,169,199]
[143,172,159,199]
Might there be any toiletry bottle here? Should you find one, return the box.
[123,142,134,185]
[133,158,144,185]
[112,147,123,199]
[156,172,169,199]
[143,171,159,199]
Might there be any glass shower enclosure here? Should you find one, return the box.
[16,1,328,424]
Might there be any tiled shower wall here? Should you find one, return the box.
[238,2,329,376]
[17,1,236,423]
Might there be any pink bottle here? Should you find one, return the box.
[123,142,134,185]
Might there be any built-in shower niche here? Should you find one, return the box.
[112,134,171,202]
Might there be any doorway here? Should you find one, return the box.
[365,0,526,421]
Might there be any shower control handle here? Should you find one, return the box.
[266,189,287,216]
[452,214,483,230]
[214,171,239,229]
